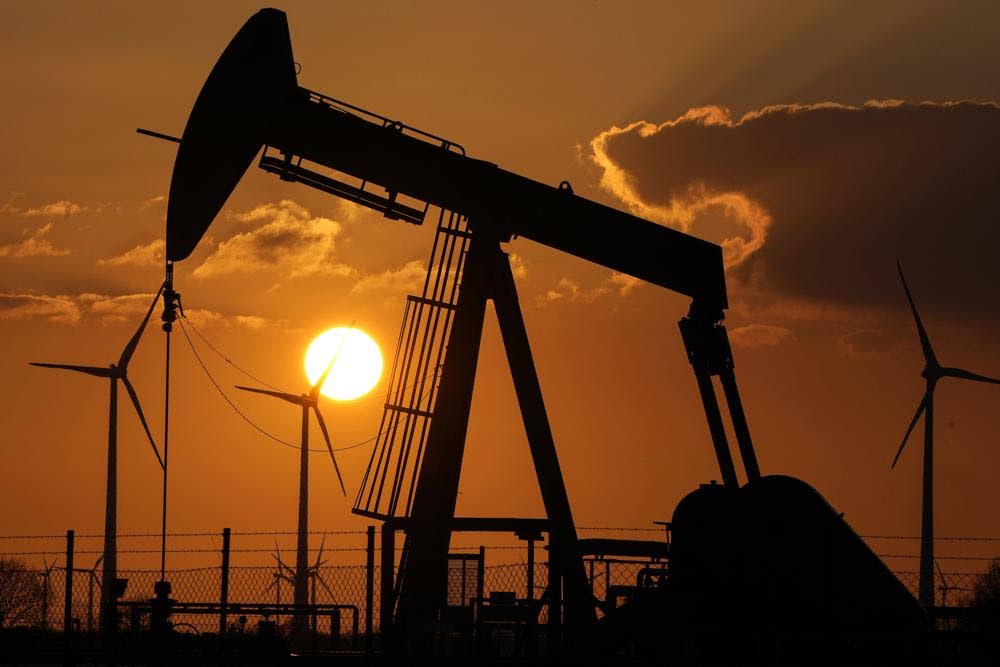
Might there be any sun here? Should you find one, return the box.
[304,327,383,401]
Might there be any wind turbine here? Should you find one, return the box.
[264,538,334,639]
[891,262,1000,608]
[265,541,294,629]
[306,537,336,640]
[236,354,347,640]
[935,559,968,610]
[71,554,104,634]
[30,285,165,632]
[39,557,57,631]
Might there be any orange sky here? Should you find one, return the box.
[1,1,998,571]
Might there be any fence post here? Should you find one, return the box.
[476,546,485,603]
[526,537,535,600]
[64,530,75,640]
[379,523,395,643]
[365,525,375,654]
[219,527,230,637]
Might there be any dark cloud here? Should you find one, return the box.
[589,101,1000,325]
[729,323,795,349]
[836,329,899,359]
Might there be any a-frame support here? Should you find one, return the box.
[395,230,594,645]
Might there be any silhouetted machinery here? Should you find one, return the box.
[161,8,925,656]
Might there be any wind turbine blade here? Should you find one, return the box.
[119,283,165,368]
[313,535,326,570]
[315,572,335,599]
[271,557,294,579]
[234,385,304,405]
[122,376,164,469]
[892,392,928,469]
[940,367,1000,385]
[897,262,937,366]
[30,362,111,378]
[309,320,356,399]
[273,542,295,577]
[313,406,346,496]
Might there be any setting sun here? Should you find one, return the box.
[304,327,383,401]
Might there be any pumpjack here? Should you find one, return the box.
[158,8,925,657]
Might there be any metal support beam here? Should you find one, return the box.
[396,233,596,648]
[719,368,760,481]
[678,316,740,488]
[397,233,492,644]
[491,247,595,628]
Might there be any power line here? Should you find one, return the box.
[183,312,439,408]
[178,317,433,454]
[183,317,282,391]
[179,318,303,450]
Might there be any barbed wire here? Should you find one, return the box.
[577,526,663,532]
[1,544,536,557]
[862,535,1000,542]
[0,530,371,540]
[5,529,1000,542]
[876,554,999,561]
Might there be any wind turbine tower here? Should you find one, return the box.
[31,286,165,632]
[891,262,1000,608]
[236,357,346,640]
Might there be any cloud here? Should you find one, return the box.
[182,309,273,331]
[588,100,1000,326]
[728,323,795,349]
[0,222,70,258]
[508,253,528,281]
[351,260,426,295]
[19,200,86,217]
[836,329,899,359]
[534,271,641,306]
[0,291,269,329]
[140,195,166,210]
[97,238,165,268]
[194,200,355,281]
[609,271,640,296]
[76,292,159,325]
[590,111,772,269]
[0,293,80,323]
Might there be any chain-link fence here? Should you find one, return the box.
[2,528,998,636]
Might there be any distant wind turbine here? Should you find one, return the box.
[30,285,165,633]
[236,350,347,640]
[71,553,104,634]
[891,262,1000,608]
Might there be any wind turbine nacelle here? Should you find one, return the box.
[166,9,728,312]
